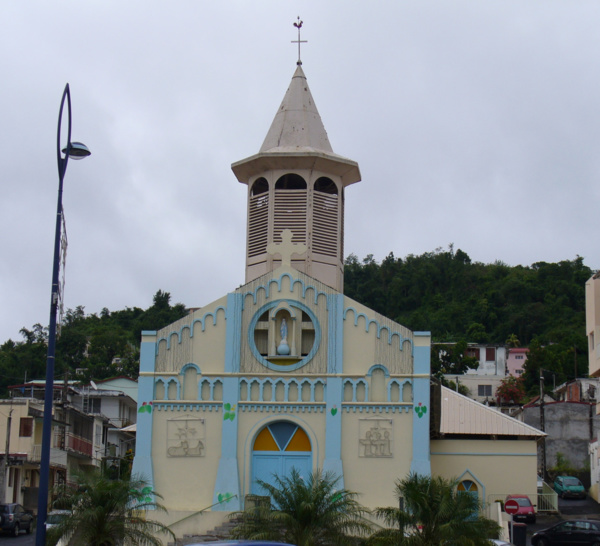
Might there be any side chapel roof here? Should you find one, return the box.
[433,384,545,438]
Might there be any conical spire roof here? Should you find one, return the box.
[232,65,360,187]
[260,65,333,154]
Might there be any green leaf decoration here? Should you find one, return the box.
[218,492,234,503]
[228,413,236,421]
[331,407,338,416]
[224,412,230,421]
[224,403,231,411]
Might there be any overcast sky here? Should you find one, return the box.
[1,1,599,344]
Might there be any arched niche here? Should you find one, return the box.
[314,176,338,195]
[250,177,269,196]
[275,173,307,190]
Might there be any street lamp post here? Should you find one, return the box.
[36,83,90,546]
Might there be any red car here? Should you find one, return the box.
[505,494,536,524]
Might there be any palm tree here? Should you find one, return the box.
[48,470,175,546]
[230,468,371,546]
[370,473,500,545]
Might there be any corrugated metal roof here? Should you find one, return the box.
[439,385,545,437]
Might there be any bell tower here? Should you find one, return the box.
[231,64,361,292]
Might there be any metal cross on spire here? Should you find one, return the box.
[292,16,307,65]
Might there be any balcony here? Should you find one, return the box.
[65,432,92,457]
[30,444,67,468]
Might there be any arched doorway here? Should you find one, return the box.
[251,421,312,496]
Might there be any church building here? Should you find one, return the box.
[132,56,542,538]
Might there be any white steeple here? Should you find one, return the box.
[232,65,361,292]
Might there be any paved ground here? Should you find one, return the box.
[520,495,600,546]
[0,529,34,545]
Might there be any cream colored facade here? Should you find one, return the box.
[431,439,538,501]
[132,61,544,542]
[587,272,600,380]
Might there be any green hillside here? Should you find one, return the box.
[0,248,594,398]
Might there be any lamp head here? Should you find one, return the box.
[62,141,91,160]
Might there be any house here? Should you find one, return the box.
[442,343,507,404]
[586,271,600,500]
[131,58,543,541]
[430,383,544,503]
[506,347,529,378]
[0,379,137,510]
[514,398,600,478]
[587,272,600,381]
[554,378,599,403]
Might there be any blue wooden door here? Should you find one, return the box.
[251,422,312,499]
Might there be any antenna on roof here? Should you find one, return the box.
[292,16,307,66]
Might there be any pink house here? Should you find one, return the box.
[507,347,529,377]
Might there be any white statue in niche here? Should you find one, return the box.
[277,317,290,355]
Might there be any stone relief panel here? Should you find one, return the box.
[358,418,392,458]
[167,416,205,457]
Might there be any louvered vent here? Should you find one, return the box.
[274,190,307,244]
[313,191,338,257]
[248,193,269,257]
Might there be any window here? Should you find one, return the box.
[478,385,492,397]
[19,417,33,437]
[84,397,101,414]
[515,355,524,360]
[466,348,479,359]
[516,369,523,375]
[485,348,496,361]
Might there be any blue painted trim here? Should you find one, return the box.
[213,377,241,511]
[199,377,223,401]
[247,300,321,372]
[239,404,325,413]
[239,376,325,403]
[154,403,222,412]
[242,273,329,307]
[456,469,486,505]
[324,377,343,487]
[387,379,412,402]
[327,294,344,374]
[342,404,411,413]
[342,378,369,402]
[155,307,226,350]
[180,362,201,375]
[224,293,243,373]
[343,307,414,354]
[159,377,181,400]
[131,371,155,503]
[154,378,165,399]
[140,336,157,374]
[367,364,390,377]
[410,344,431,476]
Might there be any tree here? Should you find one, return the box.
[230,468,371,546]
[431,341,479,378]
[505,334,520,348]
[371,473,500,545]
[495,376,526,405]
[48,470,174,546]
